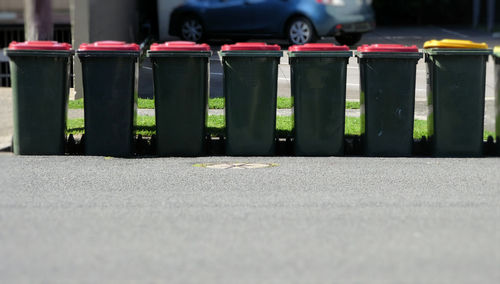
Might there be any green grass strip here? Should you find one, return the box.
[138,98,155,109]
[66,115,494,140]
[68,99,84,109]
[208,98,225,109]
[68,98,361,110]
[345,101,360,109]
[66,118,85,134]
[277,97,291,109]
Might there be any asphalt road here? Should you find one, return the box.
[1,153,499,283]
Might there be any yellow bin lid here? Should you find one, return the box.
[424,39,488,49]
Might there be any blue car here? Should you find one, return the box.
[169,0,375,45]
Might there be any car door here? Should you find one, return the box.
[203,0,252,34]
[246,0,289,34]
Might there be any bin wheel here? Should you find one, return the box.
[287,17,317,45]
[335,33,362,46]
[180,17,204,42]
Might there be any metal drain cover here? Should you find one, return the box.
[194,162,278,169]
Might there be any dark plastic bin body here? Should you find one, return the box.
[288,51,351,156]
[77,51,139,157]
[148,51,211,156]
[425,49,490,157]
[356,52,421,156]
[495,53,500,155]
[6,49,71,155]
[220,51,282,156]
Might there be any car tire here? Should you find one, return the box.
[287,17,317,45]
[335,33,362,46]
[180,17,204,42]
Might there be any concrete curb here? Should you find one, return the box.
[69,107,430,120]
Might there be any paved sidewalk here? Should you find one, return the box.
[0,88,12,149]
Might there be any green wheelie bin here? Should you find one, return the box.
[424,39,491,157]
[219,43,283,156]
[147,41,211,156]
[355,44,422,157]
[5,41,72,155]
[77,41,140,157]
[494,46,500,155]
[288,43,352,156]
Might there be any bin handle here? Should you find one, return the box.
[424,53,430,63]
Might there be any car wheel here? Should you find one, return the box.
[287,17,316,45]
[335,33,362,46]
[180,17,204,42]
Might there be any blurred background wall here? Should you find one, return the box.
[373,0,498,28]
[157,0,183,41]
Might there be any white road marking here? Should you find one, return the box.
[196,162,278,169]
[440,28,469,38]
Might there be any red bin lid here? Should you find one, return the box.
[149,41,210,51]
[357,44,419,53]
[78,41,140,51]
[221,42,281,51]
[8,41,72,51]
[288,43,349,52]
